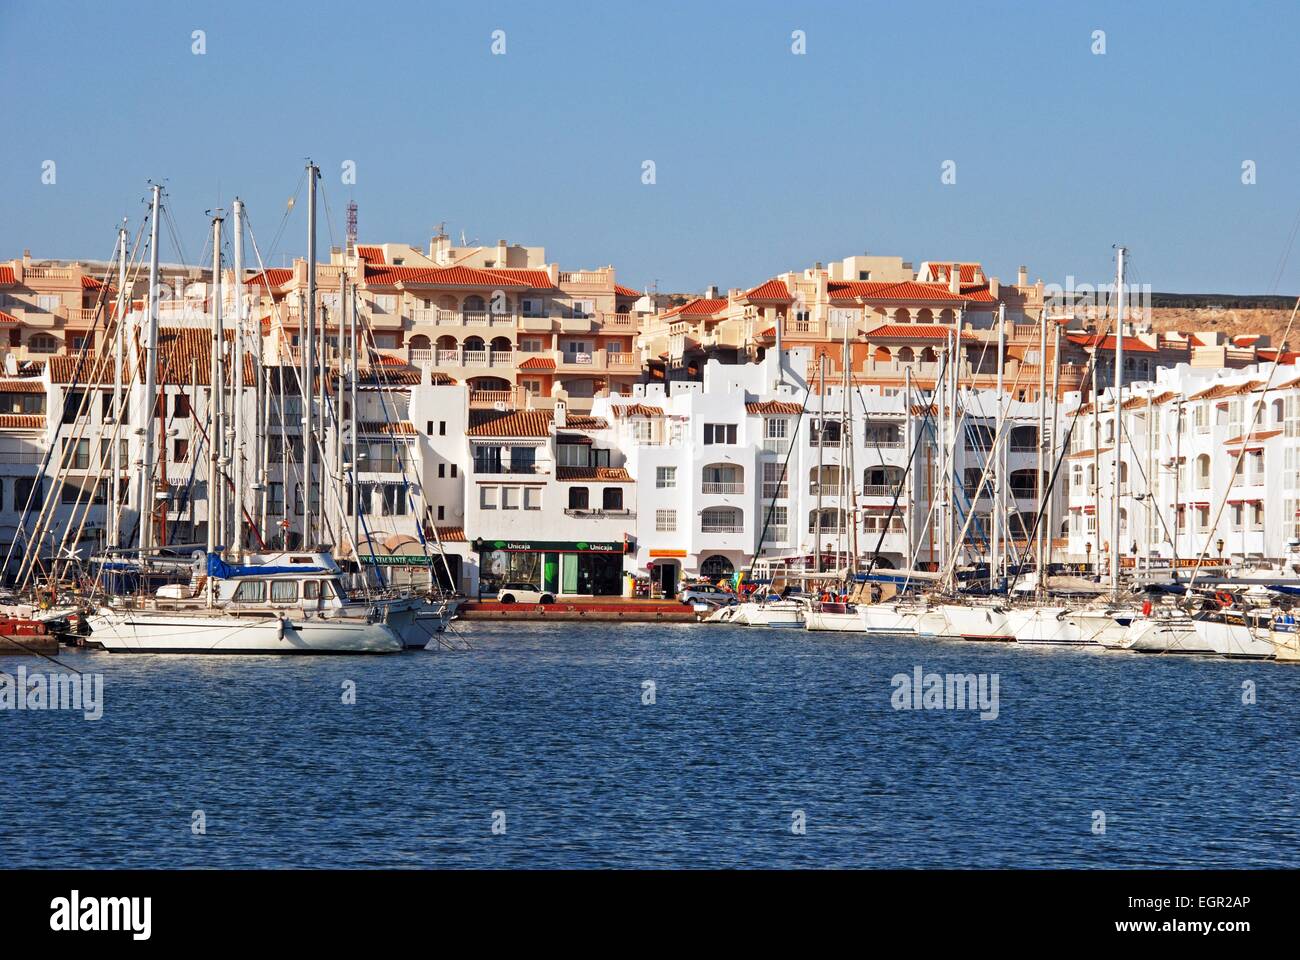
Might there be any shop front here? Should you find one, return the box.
[473,538,633,598]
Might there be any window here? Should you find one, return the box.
[474,445,503,474]
[15,478,43,510]
[761,505,788,543]
[655,466,676,489]
[371,294,396,314]
[480,486,498,510]
[630,419,654,443]
[511,447,536,474]
[701,507,741,533]
[501,487,519,510]
[233,580,266,602]
[762,461,788,500]
[655,509,676,532]
[557,444,589,467]
[450,464,457,478]
[381,485,408,516]
[28,334,57,354]
[438,463,446,478]
[809,419,841,445]
[439,421,447,436]
[703,423,737,445]
[524,488,542,510]
[1251,502,1264,530]
[62,437,90,470]
[268,483,285,516]
[174,438,189,462]
[519,338,544,353]
[602,487,623,511]
[568,487,589,510]
[437,504,445,521]
[174,394,191,419]
[270,580,299,603]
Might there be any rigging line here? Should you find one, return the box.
[1268,202,1300,296]
[1185,294,1300,596]
[748,386,812,586]
[264,168,307,267]
[1002,310,1118,595]
[8,231,130,588]
[316,178,339,252]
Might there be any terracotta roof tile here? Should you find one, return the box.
[0,310,20,325]
[555,466,633,482]
[364,264,531,288]
[662,297,728,319]
[356,245,385,265]
[357,420,417,435]
[829,280,970,303]
[435,525,466,542]
[0,414,45,429]
[1065,334,1158,354]
[245,268,295,288]
[745,278,792,301]
[614,284,640,298]
[868,324,979,341]
[746,400,803,414]
[612,403,664,418]
[518,355,556,369]
[493,268,556,289]
[0,380,45,393]
[1189,380,1264,401]
[926,262,982,283]
[0,266,16,285]
[1223,429,1282,445]
[467,409,552,437]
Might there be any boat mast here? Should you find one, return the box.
[110,225,127,550]
[303,161,319,548]
[139,184,162,558]
[1110,246,1127,595]
[1035,306,1048,594]
[992,302,1005,590]
[208,212,224,577]
[349,283,360,570]
[1046,322,1062,581]
[231,198,246,558]
[814,354,826,578]
[336,270,347,556]
[1091,355,1100,578]
[948,313,962,572]
[904,364,914,570]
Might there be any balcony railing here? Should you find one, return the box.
[474,462,541,475]
[701,522,743,534]
[860,484,899,497]
[702,481,744,495]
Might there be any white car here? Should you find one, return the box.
[496,583,556,605]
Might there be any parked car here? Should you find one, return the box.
[678,584,737,607]
[497,583,556,605]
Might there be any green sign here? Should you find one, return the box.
[473,538,630,554]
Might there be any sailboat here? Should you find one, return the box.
[82,176,405,655]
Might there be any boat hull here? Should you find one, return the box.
[1008,606,1096,645]
[939,604,1013,641]
[859,602,920,635]
[87,609,402,654]
[1123,616,1213,654]
[804,609,861,632]
[1192,616,1276,659]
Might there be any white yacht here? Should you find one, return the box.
[859,600,921,635]
[804,601,861,632]
[732,595,807,627]
[939,601,1014,641]
[1006,605,1095,645]
[1191,608,1278,659]
[1067,606,1140,648]
[87,553,404,654]
[1122,610,1214,654]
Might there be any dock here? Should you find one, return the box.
[456,598,696,622]
[0,634,60,655]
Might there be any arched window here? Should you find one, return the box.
[408,334,431,351]
[700,555,734,579]
[808,507,845,533]
[873,346,891,362]
[1195,454,1211,489]
[808,464,842,494]
[897,346,914,363]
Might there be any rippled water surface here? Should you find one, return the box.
[2,622,1297,868]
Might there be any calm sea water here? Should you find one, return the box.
[2,622,1297,868]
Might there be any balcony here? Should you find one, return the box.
[360,458,408,474]
[700,522,743,534]
[702,481,744,495]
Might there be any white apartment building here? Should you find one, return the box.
[1063,360,1300,574]
[595,349,1062,596]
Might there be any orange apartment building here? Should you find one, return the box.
[243,232,651,414]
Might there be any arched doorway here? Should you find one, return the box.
[700,555,734,580]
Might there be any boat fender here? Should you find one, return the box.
[276,616,286,640]
[1056,610,1069,621]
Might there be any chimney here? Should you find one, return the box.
[949,266,961,295]
[1017,264,1028,286]
[496,239,507,265]
[990,276,1000,300]
[554,399,567,429]
[705,285,719,299]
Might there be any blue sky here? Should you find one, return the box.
[1,0,1297,295]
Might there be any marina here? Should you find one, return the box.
[3,620,1297,869]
